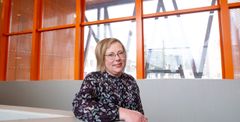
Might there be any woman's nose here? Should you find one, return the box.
[114,54,121,60]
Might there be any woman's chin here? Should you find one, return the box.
[112,71,123,76]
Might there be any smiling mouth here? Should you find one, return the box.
[114,63,122,67]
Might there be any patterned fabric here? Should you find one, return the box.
[72,71,144,122]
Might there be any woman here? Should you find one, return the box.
[72,38,147,122]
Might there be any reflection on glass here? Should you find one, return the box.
[84,21,136,78]
[230,8,240,79]
[144,11,222,79]
[40,29,75,80]
[42,0,76,27]
[143,0,217,14]
[86,0,135,21]
[10,0,34,32]
[228,0,240,3]
[7,34,32,81]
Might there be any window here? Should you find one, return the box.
[144,11,221,79]
[10,0,33,32]
[84,21,137,78]
[7,34,32,80]
[143,0,217,14]
[1,0,239,80]
[230,8,240,79]
[228,0,240,3]
[85,0,135,21]
[40,29,75,80]
[42,0,76,27]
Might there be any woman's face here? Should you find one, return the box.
[104,42,126,77]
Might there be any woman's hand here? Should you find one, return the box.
[119,107,148,122]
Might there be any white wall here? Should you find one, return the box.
[1,79,240,122]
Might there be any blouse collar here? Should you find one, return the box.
[103,71,124,79]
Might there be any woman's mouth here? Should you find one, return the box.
[114,63,122,67]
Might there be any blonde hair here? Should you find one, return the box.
[95,38,126,72]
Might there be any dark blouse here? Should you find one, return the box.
[72,71,144,122]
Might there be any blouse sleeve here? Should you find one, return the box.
[127,75,145,115]
[134,82,145,115]
[72,74,119,121]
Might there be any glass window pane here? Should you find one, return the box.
[228,0,240,3]
[40,29,75,80]
[7,34,32,81]
[144,11,222,79]
[143,0,217,14]
[42,0,76,27]
[230,8,240,79]
[84,21,136,78]
[86,0,135,22]
[10,0,34,32]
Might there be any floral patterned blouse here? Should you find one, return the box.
[72,71,144,122]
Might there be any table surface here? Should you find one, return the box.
[0,105,81,122]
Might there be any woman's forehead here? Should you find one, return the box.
[106,42,123,52]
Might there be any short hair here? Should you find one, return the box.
[95,38,126,72]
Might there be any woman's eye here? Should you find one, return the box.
[118,52,124,55]
[108,54,115,57]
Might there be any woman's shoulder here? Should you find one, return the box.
[85,71,102,79]
[82,71,103,85]
[121,72,136,81]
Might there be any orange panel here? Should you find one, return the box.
[218,0,234,79]
[74,0,80,80]
[74,0,85,80]
[135,0,145,79]
[0,0,11,81]
[79,0,85,80]
[30,0,42,80]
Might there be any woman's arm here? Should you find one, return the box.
[119,107,148,122]
[119,75,147,122]
[72,75,119,121]
[133,83,145,115]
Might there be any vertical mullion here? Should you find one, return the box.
[75,0,85,80]
[0,0,11,81]
[79,0,85,80]
[30,0,42,80]
[135,0,145,79]
[218,0,234,79]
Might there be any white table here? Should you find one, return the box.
[0,105,80,122]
